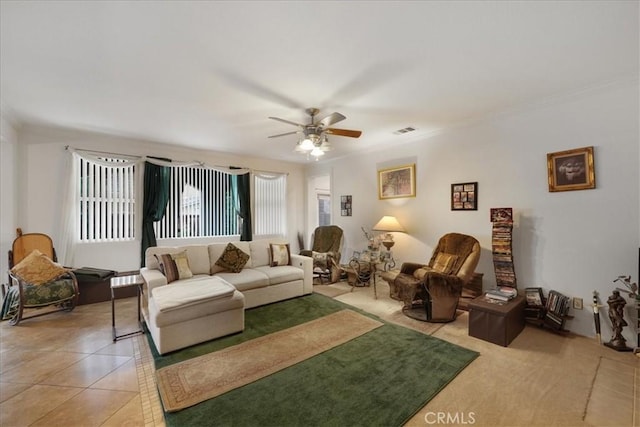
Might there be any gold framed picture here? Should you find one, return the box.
[378,164,416,200]
[547,146,595,192]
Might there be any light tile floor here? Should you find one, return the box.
[1,282,639,426]
[0,297,161,427]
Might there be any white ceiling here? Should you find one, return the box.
[1,1,638,163]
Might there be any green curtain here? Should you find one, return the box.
[232,172,252,241]
[141,161,171,266]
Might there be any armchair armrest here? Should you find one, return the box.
[400,262,428,276]
[423,271,464,294]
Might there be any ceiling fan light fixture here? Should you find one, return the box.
[268,108,361,161]
[310,147,325,157]
[299,138,315,151]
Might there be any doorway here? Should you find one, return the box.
[305,174,331,249]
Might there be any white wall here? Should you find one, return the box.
[307,80,640,342]
[14,124,306,272]
[0,115,18,284]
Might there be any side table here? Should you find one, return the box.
[468,295,525,347]
[111,274,144,342]
[342,251,396,299]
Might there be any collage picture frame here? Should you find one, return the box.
[451,182,478,211]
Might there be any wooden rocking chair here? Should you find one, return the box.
[4,229,79,325]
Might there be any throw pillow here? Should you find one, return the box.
[155,252,188,284]
[270,243,291,266]
[215,243,250,273]
[432,253,459,275]
[170,251,193,280]
[11,249,68,285]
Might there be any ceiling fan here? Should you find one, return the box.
[268,108,362,158]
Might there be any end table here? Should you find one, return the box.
[111,274,144,341]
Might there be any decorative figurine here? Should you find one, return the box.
[604,289,633,352]
[613,275,638,298]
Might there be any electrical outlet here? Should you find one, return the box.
[573,297,583,310]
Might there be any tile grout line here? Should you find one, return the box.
[134,334,165,427]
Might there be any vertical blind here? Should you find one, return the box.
[75,155,287,242]
[254,173,287,236]
[154,165,238,239]
[78,157,136,241]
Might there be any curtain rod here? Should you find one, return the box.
[66,146,289,176]
[65,145,142,159]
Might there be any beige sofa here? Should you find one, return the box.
[140,239,313,354]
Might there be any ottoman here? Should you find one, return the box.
[468,295,525,347]
[147,277,245,354]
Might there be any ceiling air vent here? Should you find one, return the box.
[393,126,416,135]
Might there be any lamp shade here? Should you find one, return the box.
[372,216,405,232]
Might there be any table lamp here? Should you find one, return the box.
[372,216,405,250]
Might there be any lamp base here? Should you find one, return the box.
[382,240,395,250]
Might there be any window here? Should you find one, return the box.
[318,194,331,226]
[78,156,136,242]
[254,173,287,236]
[155,165,238,238]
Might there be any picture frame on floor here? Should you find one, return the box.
[525,287,545,307]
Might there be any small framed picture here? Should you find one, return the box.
[490,208,513,223]
[340,195,352,216]
[547,146,595,192]
[451,182,478,211]
[525,287,545,307]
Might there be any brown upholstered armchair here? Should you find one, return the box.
[300,225,344,283]
[380,233,480,322]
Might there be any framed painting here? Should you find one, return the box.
[547,146,595,192]
[490,207,513,223]
[451,182,477,211]
[378,164,416,200]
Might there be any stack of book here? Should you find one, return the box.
[485,286,517,302]
[543,290,570,331]
[492,222,517,287]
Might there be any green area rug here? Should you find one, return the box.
[148,293,479,427]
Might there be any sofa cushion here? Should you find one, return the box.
[254,265,303,286]
[152,276,235,312]
[249,239,271,267]
[182,245,210,275]
[215,243,250,273]
[215,269,270,292]
[270,243,291,266]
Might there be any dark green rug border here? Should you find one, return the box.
[147,293,479,427]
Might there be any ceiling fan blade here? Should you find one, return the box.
[269,117,305,127]
[325,128,362,138]
[268,130,301,138]
[319,112,346,127]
